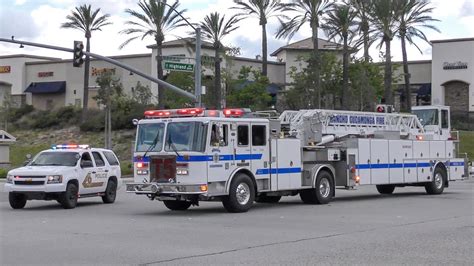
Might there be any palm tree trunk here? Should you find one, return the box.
[401,35,411,112]
[342,35,349,110]
[362,20,370,62]
[383,38,393,105]
[311,19,321,108]
[81,37,91,122]
[214,47,221,109]
[156,39,164,109]
[262,23,268,76]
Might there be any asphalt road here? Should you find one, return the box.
[1,179,473,265]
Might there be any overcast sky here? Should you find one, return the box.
[0,0,473,62]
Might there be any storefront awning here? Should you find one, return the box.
[24,81,66,94]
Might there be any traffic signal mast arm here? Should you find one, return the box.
[0,37,197,101]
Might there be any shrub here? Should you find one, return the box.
[0,168,8,178]
[80,110,105,132]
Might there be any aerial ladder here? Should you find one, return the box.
[278,109,426,146]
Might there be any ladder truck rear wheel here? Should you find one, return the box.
[256,195,282,203]
[300,170,334,205]
[163,200,192,211]
[222,173,255,213]
[425,167,446,195]
[376,185,395,194]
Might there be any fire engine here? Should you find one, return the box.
[126,106,467,213]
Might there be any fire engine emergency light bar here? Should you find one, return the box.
[51,144,90,150]
[144,108,251,118]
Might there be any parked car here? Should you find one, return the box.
[5,145,122,209]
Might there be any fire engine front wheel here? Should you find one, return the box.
[163,200,192,211]
[222,173,255,213]
[300,170,334,205]
[425,167,446,195]
[9,192,27,209]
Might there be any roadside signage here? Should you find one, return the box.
[0,66,11,73]
[164,62,194,72]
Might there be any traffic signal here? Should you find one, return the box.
[73,41,84,67]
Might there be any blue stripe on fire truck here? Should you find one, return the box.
[134,154,263,162]
[255,167,302,175]
[356,161,463,169]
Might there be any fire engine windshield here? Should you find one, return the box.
[413,109,438,126]
[165,122,207,152]
[136,123,165,152]
[30,152,79,166]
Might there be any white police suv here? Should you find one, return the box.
[5,145,122,209]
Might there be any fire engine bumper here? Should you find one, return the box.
[126,183,207,195]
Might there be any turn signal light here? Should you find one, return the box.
[200,185,208,192]
[353,175,360,183]
[416,135,424,141]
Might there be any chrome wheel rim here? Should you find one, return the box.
[236,183,251,205]
[434,173,443,189]
[319,178,331,198]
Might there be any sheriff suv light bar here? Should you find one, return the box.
[51,144,90,150]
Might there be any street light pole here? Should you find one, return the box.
[158,0,202,107]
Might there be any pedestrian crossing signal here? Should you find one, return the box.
[73,41,84,67]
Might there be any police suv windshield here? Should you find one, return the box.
[412,109,438,126]
[30,152,79,166]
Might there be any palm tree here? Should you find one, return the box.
[61,4,111,121]
[349,0,374,62]
[322,3,357,109]
[233,0,284,76]
[200,12,241,108]
[276,0,334,108]
[370,0,399,106]
[396,0,439,112]
[120,0,187,108]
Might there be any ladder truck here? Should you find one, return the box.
[126,105,467,213]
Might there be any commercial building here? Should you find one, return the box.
[0,37,472,119]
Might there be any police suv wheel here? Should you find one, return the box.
[300,170,334,205]
[425,167,446,195]
[376,185,395,194]
[222,173,255,213]
[59,182,78,209]
[102,179,117,204]
[256,195,281,203]
[9,192,27,209]
[163,200,192,211]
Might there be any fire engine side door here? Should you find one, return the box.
[251,123,270,190]
[234,123,252,171]
[208,122,233,183]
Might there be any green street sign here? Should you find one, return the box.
[164,61,194,72]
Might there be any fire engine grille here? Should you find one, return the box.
[15,181,45,185]
[149,155,177,183]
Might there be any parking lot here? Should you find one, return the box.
[1,179,473,265]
